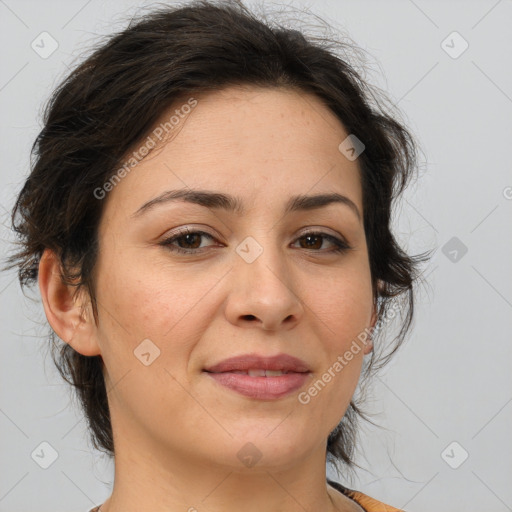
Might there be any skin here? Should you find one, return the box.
[39,85,377,512]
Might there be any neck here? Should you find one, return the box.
[98,434,353,512]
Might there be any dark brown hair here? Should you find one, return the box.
[6,0,428,475]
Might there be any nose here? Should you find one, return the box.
[224,241,305,331]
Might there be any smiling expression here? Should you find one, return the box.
[88,84,376,470]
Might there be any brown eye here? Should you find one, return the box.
[159,229,217,254]
[173,233,203,249]
[293,232,351,253]
[159,229,351,256]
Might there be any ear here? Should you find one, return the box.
[363,295,379,355]
[38,249,101,356]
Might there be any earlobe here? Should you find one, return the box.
[38,249,101,356]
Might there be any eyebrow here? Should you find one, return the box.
[132,189,361,221]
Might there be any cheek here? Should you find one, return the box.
[92,252,221,429]
[309,262,373,345]
[299,265,373,423]
[94,248,222,371]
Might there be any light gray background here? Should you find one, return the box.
[1,0,511,511]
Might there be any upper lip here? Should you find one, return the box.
[203,353,311,373]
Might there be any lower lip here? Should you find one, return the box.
[204,371,311,400]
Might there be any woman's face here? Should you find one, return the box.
[90,85,375,471]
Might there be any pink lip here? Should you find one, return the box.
[205,372,311,400]
[203,353,312,400]
[203,353,311,373]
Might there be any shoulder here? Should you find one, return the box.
[327,479,405,512]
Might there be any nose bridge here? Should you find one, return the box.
[227,232,303,330]
[235,233,290,292]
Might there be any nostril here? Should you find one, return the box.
[242,315,257,321]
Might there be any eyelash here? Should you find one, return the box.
[158,228,351,255]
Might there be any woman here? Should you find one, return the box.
[8,1,426,510]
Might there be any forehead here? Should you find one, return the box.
[102,85,363,220]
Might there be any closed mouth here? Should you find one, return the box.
[206,369,307,377]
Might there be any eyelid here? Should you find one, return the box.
[161,225,219,240]
[160,225,346,243]
[158,226,221,253]
[158,225,352,255]
[295,225,346,240]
